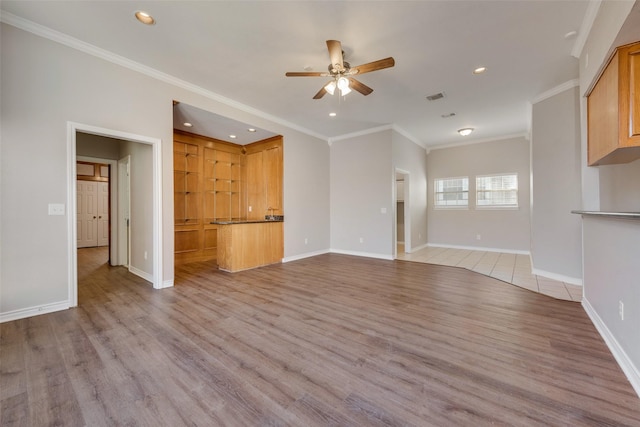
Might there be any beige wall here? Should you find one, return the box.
[0,23,329,318]
[531,86,582,282]
[426,136,531,252]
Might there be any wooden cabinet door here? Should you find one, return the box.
[264,146,283,213]
[246,151,265,220]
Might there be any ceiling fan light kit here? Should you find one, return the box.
[286,39,395,99]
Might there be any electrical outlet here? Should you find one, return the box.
[144,251,148,260]
[476,234,481,240]
[381,207,387,214]
[419,233,421,239]
[248,206,252,212]
[359,237,364,243]
[619,300,624,320]
[304,238,308,245]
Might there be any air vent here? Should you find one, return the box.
[426,92,445,101]
[441,113,456,118]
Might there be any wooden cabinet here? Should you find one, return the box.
[587,41,640,166]
[173,131,283,265]
[245,137,283,220]
[216,222,284,272]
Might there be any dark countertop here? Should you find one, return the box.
[211,218,284,225]
[571,210,640,220]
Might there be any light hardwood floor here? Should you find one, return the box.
[1,247,639,426]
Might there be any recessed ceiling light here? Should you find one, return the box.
[458,128,474,136]
[329,112,337,117]
[135,11,155,25]
[183,122,192,127]
[473,67,487,74]
[247,128,256,132]
[229,135,237,139]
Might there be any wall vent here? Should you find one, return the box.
[426,92,445,101]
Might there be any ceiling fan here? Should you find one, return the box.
[285,40,395,99]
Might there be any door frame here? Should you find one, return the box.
[117,155,131,267]
[67,122,163,307]
[394,168,411,258]
[77,155,118,263]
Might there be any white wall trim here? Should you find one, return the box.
[427,242,530,255]
[161,279,175,289]
[328,125,393,144]
[129,266,154,284]
[283,249,331,263]
[571,0,603,59]
[427,133,529,152]
[531,79,579,105]
[583,297,640,398]
[330,249,394,261]
[0,300,69,323]
[68,122,165,309]
[392,125,426,149]
[531,267,583,286]
[407,242,429,253]
[1,12,326,142]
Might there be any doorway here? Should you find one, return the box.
[395,169,410,258]
[67,122,164,308]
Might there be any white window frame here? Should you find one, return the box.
[434,176,469,209]
[475,173,519,209]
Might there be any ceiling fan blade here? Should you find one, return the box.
[313,86,327,99]
[350,57,395,75]
[326,40,344,72]
[285,71,328,77]
[348,78,374,96]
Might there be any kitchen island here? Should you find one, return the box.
[212,219,283,272]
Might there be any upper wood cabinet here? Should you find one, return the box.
[587,41,640,166]
[245,137,283,220]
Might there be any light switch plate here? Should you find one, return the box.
[48,203,65,215]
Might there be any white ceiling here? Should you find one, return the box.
[1,1,593,147]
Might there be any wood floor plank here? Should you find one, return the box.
[1,247,639,426]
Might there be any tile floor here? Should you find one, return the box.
[396,245,582,302]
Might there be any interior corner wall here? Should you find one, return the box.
[426,137,531,252]
[330,130,394,258]
[530,86,582,282]
[392,130,428,251]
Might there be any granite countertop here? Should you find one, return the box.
[571,210,640,219]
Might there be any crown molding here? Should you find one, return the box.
[327,124,393,144]
[531,79,579,105]
[0,12,328,142]
[571,0,602,59]
[427,132,529,152]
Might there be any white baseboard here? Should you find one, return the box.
[404,242,429,253]
[0,300,69,323]
[160,279,174,289]
[531,267,582,286]
[129,266,153,283]
[283,249,330,263]
[329,249,394,261]
[582,298,640,398]
[427,242,530,255]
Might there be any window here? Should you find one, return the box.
[434,177,468,207]
[476,174,518,208]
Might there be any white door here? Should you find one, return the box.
[77,181,98,248]
[77,180,109,248]
[97,181,109,246]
